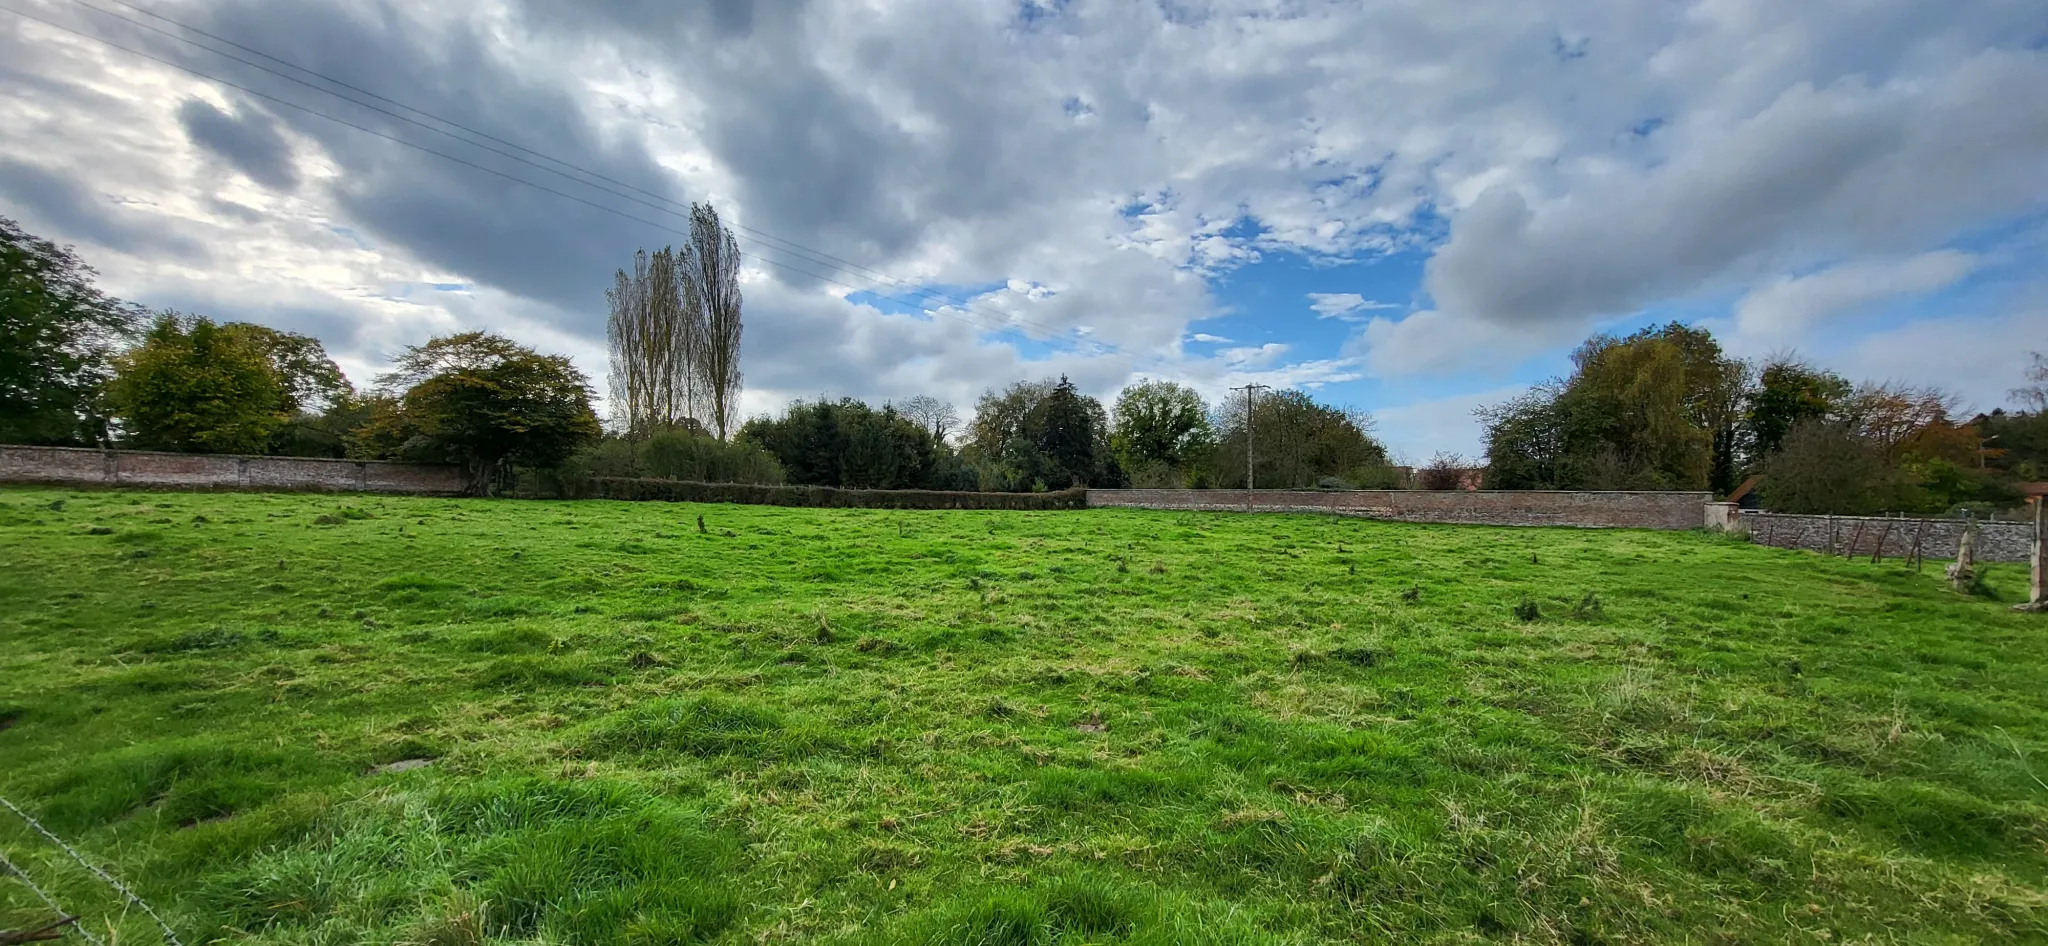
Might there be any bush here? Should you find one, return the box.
[562,432,783,486]
[1417,453,1468,491]
[1760,419,1911,515]
[640,430,783,484]
[557,478,1088,510]
[1345,463,1409,489]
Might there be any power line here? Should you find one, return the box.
[53,0,1190,378]
[0,4,1072,351]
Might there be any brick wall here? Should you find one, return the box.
[0,445,465,495]
[1744,511,2031,562]
[1087,488,1710,529]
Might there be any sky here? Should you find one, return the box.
[2,0,2045,463]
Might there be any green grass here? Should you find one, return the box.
[0,487,2044,945]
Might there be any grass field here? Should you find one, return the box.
[0,487,2044,945]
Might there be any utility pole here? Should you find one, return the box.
[1232,383,1268,512]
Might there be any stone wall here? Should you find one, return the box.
[1744,511,2031,562]
[0,445,465,495]
[1087,488,1711,529]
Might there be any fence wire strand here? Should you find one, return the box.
[0,844,107,946]
[1,797,181,946]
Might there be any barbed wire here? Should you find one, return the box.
[0,844,106,946]
[0,798,181,946]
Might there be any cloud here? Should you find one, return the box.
[1345,308,1576,379]
[1219,343,1289,368]
[176,96,298,191]
[1306,292,1401,320]
[0,158,206,261]
[1188,333,1232,343]
[1425,49,2048,330]
[1732,250,1977,341]
[1832,301,2048,415]
[1372,384,1530,463]
[3,0,2045,410]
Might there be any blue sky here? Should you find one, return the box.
[1,0,2044,462]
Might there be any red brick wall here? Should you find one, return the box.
[1087,488,1710,529]
[0,445,464,495]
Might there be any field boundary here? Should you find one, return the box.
[1087,488,1710,529]
[554,477,1088,509]
[0,444,465,495]
[1741,510,2030,562]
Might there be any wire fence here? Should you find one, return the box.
[0,843,104,946]
[0,797,180,946]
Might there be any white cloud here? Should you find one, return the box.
[1306,292,1400,320]
[1373,384,1531,464]
[1189,333,1232,343]
[1,0,2043,408]
[1220,343,1290,368]
[1345,309,1578,379]
[1731,250,1977,341]
[1425,49,2048,332]
[1832,302,2048,416]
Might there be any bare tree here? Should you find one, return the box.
[646,246,699,431]
[683,202,743,439]
[1418,452,1468,490]
[2012,351,2048,412]
[901,395,959,443]
[607,248,701,435]
[605,249,651,433]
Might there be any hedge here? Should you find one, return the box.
[557,477,1089,510]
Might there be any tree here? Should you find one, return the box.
[271,390,376,458]
[900,394,960,443]
[1212,388,1390,489]
[606,247,700,434]
[738,398,943,489]
[1111,380,1212,483]
[1478,382,1582,489]
[606,203,744,439]
[226,323,351,414]
[685,203,744,438]
[2012,351,2048,412]
[1758,419,1910,515]
[217,322,356,457]
[1479,323,1747,490]
[1032,376,1101,488]
[106,313,289,454]
[1,216,140,445]
[965,377,1119,490]
[564,428,783,485]
[1745,358,1851,462]
[370,331,601,494]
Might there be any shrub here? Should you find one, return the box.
[1418,453,1469,491]
[562,432,783,486]
[556,478,1088,510]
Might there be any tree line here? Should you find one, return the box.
[1476,322,2040,515]
[33,205,2022,512]
[4,214,601,494]
[5,212,1406,495]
